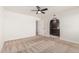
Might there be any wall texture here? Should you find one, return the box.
[38,12,60,37]
[0,7,4,51]
[59,8,79,43]
[3,10,39,41]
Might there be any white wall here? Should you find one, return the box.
[38,12,60,37]
[59,8,79,43]
[0,7,4,51]
[3,10,38,41]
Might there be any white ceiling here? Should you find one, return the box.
[4,6,77,13]
[3,6,78,18]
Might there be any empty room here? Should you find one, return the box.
[0,6,79,53]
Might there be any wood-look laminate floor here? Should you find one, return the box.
[1,35,79,53]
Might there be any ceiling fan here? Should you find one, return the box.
[32,6,48,14]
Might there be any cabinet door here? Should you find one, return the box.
[50,19,60,36]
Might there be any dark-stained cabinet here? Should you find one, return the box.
[50,18,60,36]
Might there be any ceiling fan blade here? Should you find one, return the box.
[41,8,48,11]
[36,6,41,10]
[41,11,45,14]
